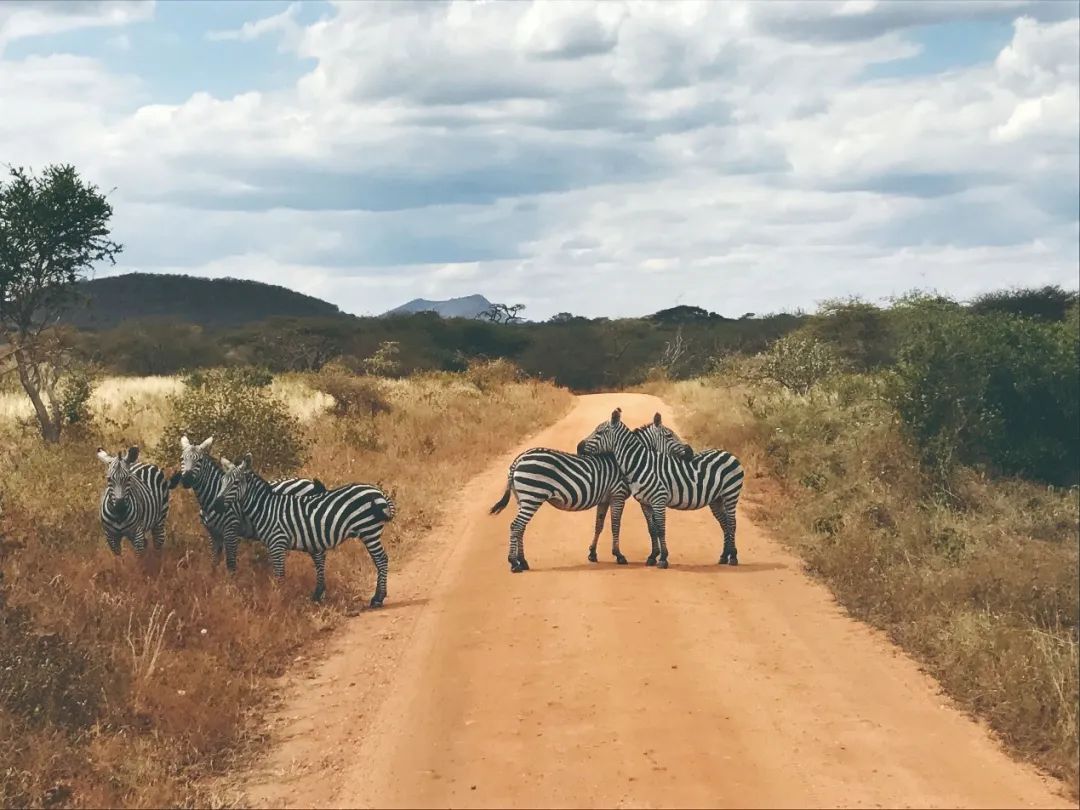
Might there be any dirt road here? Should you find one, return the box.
[241,393,1069,809]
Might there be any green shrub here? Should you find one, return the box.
[757,334,844,395]
[361,340,401,377]
[806,298,897,371]
[888,307,1079,487]
[57,367,96,426]
[157,368,307,476]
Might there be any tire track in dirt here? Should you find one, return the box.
[240,393,1069,809]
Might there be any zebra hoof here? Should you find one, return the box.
[518,558,530,571]
[370,596,384,608]
[657,559,669,570]
[615,554,628,565]
[588,551,598,563]
[727,555,739,566]
[645,556,657,567]
[311,590,325,603]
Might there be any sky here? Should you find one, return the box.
[1,0,1077,320]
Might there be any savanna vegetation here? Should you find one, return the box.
[652,289,1079,793]
[0,364,570,807]
[3,162,1077,805]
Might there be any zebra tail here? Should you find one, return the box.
[375,492,397,523]
[490,480,512,515]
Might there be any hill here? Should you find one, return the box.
[384,294,493,319]
[61,273,346,329]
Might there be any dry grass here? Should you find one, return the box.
[655,376,1080,795]
[0,372,571,808]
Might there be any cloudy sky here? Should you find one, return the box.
[1,0,1077,319]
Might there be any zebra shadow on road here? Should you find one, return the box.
[531,561,788,575]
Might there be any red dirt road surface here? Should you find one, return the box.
[240,393,1070,809]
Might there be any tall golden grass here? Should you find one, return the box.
[0,370,571,808]
[654,377,1079,795]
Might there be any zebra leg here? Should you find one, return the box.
[131,530,147,556]
[104,530,122,556]
[223,529,239,573]
[152,522,166,551]
[609,493,628,564]
[361,527,390,607]
[508,496,541,573]
[202,514,224,567]
[311,550,327,603]
[715,497,739,565]
[588,501,609,563]
[268,537,288,581]
[653,504,670,569]
[642,501,660,566]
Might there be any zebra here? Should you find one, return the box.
[578,408,745,567]
[585,411,694,563]
[96,445,171,556]
[175,435,325,571]
[209,453,396,606]
[490,409,692,572]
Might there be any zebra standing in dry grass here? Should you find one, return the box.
[210,453,396,605]
[490,410,693,571]
[96,445,171,556]
[175,435,325,571]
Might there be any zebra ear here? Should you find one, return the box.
[180,435,191,450]
[199,436,214,452]
[96,448,112,464]
[220,457,234,471]
[125,446,140,464]
[242,452,253,469]
[653,412,662,426]
[611,408,622,424]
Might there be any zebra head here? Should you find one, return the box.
[179,434,215,488]
[97,446,139,517]
[577,407,632,456]
[210,453,252,514]
[636,412,694,461]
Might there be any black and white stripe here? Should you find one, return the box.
[490,410,692,571]
[176,435,324,571]
[579,409,745,567]
[97,445,170,556]
[210,453,396,605]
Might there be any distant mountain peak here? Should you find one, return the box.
[384,294,494,319]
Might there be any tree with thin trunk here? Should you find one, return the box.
[0,164,122,442]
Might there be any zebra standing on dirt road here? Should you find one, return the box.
[578,409,745,567]
[490,409,693,572]
[585,411,696,563]
[210,453,396,606]
[96,445,171,556]
[175,435,326,571]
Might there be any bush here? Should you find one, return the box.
[310,364,392,418]
[361,341,401,377]
[57,366,96,426]
[157,368,307,476]
[806,298,896,371]
[888,307,1079,486]
[757,334,844,395]
[464,357,524,392]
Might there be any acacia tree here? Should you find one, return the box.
[478,302,526,324]
[0,164,122,442]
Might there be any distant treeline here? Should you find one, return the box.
[76,305,803,390]
[72,287,1078,393]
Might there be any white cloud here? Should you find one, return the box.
[0,0,153,54]
[0,0,1077,318]
[206,2,302,51]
